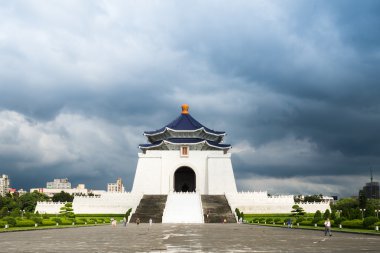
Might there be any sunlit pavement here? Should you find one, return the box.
[0,223,379,252]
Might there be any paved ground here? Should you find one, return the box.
[0,224,379,252]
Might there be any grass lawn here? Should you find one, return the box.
[248,222,380,235]
[0,223,108,233]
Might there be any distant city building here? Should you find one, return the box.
[17,189,27,195]
[31,183,88,197]
[0,174,10,196]
[359,169,380,199]
[361,182,380,199]
[46,178,71,189]
[107,178,125,192]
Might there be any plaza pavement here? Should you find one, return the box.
[0,223,379,252]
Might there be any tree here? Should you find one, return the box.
[19,192,50,212]
[60,202,74,218]
[358,190,367,209]
[323,209,331,219]
[291,205,305,217]
[52,191,74,202]
[235,208,242,220]
[313,210,322,223]
[125,208,132,219]
[304,194,323,203]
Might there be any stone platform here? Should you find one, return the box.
[0,224,379,252]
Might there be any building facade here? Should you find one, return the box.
[132,104,237,195]
[362,182,380,199]
[46,178,71,189]
[107,178,125,192]
[0,174,10,196]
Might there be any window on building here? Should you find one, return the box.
[181,146,189,157]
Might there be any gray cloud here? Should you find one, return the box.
[0,1,379,196]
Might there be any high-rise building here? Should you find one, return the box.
[46,178,71,189]
[360,169,380,199]
[0,174,10,196]
[107,178,125,192]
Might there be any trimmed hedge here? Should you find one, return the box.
[75,214,124,217]
[341,219,363,229]
[31,217,42,225]
[3,217,16,227]
[74,219,85,225]
[60,219,74,225]
[42,220,57,226]
[0,220,7,227]
[363,217,379,228]
[16,219,36,227]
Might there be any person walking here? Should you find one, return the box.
[287,219,292,228]
[136,217,140,225]
[324,218,332,236]
[123,217,127,227]
[149,218,152,227]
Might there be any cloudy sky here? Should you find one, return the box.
[1,0,379,197]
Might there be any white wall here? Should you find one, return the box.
[73,192,143,214]
[35,202,66,214]
[226,192,331,214]
[131,150,237,194]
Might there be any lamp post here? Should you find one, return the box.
[359,208,366,220]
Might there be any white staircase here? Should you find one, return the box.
[162,192,204,223]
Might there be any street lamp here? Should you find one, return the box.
[359,208,366,220]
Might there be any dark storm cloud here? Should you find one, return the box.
[0,1,379,196]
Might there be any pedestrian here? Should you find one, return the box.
[287,219,292,228]
[149,218,152,227]
[123,217,127,227]
[136,217,140,225]
[324,218,332,236]
[112,219,117,227]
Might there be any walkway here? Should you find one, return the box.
[0,224,379,252]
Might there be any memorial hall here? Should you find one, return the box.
[36,105,330,223]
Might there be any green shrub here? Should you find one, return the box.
[333,217,346,226]
[363,217,379,228]
[296,217,305,223]
[300,220,313,226]
[16,219,36,227]
[96,218,104,223]
[87,219,96,224]
[0,220,7,227]
[274,218,282,224]
[75,219,85,225]
[31,217,42,224]
[341,219,363,229]
[51,217,62,224]
[41,220,56,226]
[104,218,111,223]
[60,219,74,225]
[75,214,124,217]
[266,218,273,223]
[3,217,16,227]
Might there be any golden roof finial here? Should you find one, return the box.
[181,104,189,114]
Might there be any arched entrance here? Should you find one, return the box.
[174,167,196,192]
